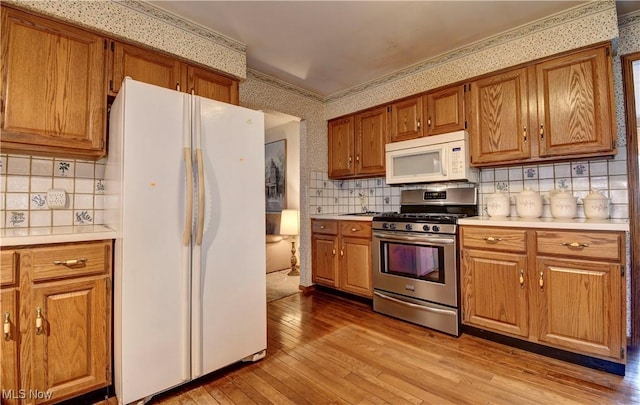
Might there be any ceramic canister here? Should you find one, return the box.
[515,187,543,218]
[486,190,510,217]
[548,189,577,219]
[583,189,610,219]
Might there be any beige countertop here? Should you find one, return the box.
[458,216,629,232]
[310,214,376,221]
[1,225,118,247]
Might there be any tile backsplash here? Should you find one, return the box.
[0,154,105,229]
[309,146,630,220]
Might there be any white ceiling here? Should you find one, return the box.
[149,1,639,99]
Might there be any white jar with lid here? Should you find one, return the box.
[583,189,610,219]
[515,187,543,218]
[548,189,577,219]
[486,190,510,217]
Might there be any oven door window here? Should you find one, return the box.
[382,241,445,283]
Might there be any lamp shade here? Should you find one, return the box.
[280,209,299,236]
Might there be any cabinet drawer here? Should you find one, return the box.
[340,221,372,238]
[32,241,111,282]
[312,220,338,235]
[461,227,526,252]
[1,250,18,286]
[536,231,622,261]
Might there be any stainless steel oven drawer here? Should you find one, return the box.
[373,290,459,336]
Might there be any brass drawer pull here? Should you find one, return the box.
[519,269,525,288]
[4,312,11,341]
[562,242,589,248]
[539,272,544,289]
[482,236,502,243]
[35,307,44,335]
[53,258,88,266]
[351,228,358,232]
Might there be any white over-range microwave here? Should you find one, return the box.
[385,130,478,184]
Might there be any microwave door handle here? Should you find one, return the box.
[440,147,447,176]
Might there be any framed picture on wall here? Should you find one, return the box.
[265,139,286,212]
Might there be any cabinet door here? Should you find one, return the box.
[111,41,183,94]
[468,68,530,165]
[536,258,622,359]
[0,7,107,159]
[187,65,239,105]
[339,237,372,298]
[461,249,528,337]
[312,234,339,287]
[424,85,466,136]
[328,116,355,178]
[31,276,111,401]
[536,46,616,158]
[1,289,20,405]
[355,106,387,176]
[389,96,423,142]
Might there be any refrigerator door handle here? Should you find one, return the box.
[195,149,205,245]
[182,95,193,246]
[194,96,205,245]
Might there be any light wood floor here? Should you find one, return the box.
[100,290,639,405]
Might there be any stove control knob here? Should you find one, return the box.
[405,224,412,231]
[390,223,397,230]
[382,223,389,229]
[432,225,440,232]
[422,225,430,232]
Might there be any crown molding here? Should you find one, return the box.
[120,1,246,53]
[247,69,325,103]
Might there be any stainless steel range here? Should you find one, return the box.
[372,187,477,336]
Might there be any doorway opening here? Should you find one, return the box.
[264,110,302,301]
[622,52,640,347]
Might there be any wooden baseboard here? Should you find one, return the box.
[298,284,316,294]
[463,325,626,376]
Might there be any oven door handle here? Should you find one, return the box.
[373,231,455,245]
[374,291,456,316]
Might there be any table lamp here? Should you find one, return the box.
[280,209,300,276]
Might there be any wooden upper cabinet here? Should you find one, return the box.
[355,106,387,176]
[110,42,240,105]
[469,67,531,165]
[389,95,423,142]
[424,84,466,136]
[110,41,183,95]
[187,65,239,105]
[0,6,107,159]
[328,116,356,178]
[469,43,616,167]
[536,46,615,158]
[329,107,387,180]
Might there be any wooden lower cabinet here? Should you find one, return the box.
[312,219,373,298]
[462,249,528,338]
[536,257,622,359]
[0,240,112,404]
[1,289,21,405]
[311,233,339,286]
[460,226,626,363]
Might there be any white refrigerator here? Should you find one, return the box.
[106,78,266,404]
